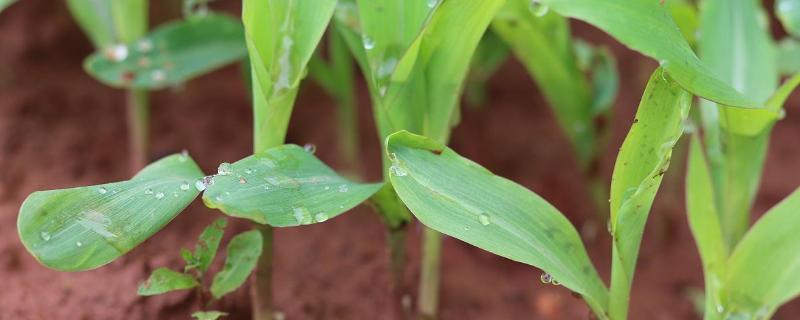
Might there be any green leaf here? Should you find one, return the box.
[778,39,800,76]
[17,154,204,272]
[192,311,228,320]
[210,230,262,299]
[66,0,147,48]
[725,187,800,315]
[203,145,382,226]
[667,0,699,46]
[608,68,690,319]
[776,0,800,38]
[493,2,594,166]
[243,0,336,150]
[686,135,728,319]
[138,267,199,296]
[84,14,247,90]
[538,0,758,108]
[386,131,609,318]
[186,217,227,273]
[464,30,509,108]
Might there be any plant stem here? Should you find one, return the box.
[418,227,441,320]
[126,89,149,172]
[251,224,274,320]
[368,184,412,318]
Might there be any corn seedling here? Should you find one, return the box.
[682,0,800,318]
[66,0,246,172]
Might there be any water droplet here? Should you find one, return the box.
[150,69,166,82]
[293,207,312,225]
[324,186,330,190]
[76,241,83,247]
[379,86,388,97]
[390,165,407,177]
[98,187,108,194]
[218,162,233,176]
[136,39,153,52]
[427,0,438,8]
[478,213,491,226]
[315,212,329,223]
[195,180,207,192]
[179,150,189,162]
[155,192,165,200]
[778,108,787,120]
[172,192,178,198]
[40,231,51,241]
[245,168,253,175]
[388,152,398,162]
[215,195,223,202]
[104,44,129,62]
[338,184,349,193]
[540,272,552,284]
[551,279,561,286]
[464,226,471,231]
[180,183,191,191]
[529,0,549,17]
[304,143,317,154]
[362,35,375,50]
[144,188,154,195]
[239,177,248,184]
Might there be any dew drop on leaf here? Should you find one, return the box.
[180,183,191,191]
[529,0,549,17]
[540,272,553,284]
[104,44,129,62]
[217,163,233,176]
[98,187,108,194]
[314,212,329,223]
[40,231,51,241]
[338,184,349,193]
[136,39,153,52]
[427,0,438,8]
[239,177,248,184]
[179,150,189,162]
[145,188,154,195]
[303,143,317,154]
[293,207,312,225]
[155,192,165,200]
[150,69,167,82]
[478,213,491,226]
[76,241,83,247]
[390,165,407,177]
[195,180,207,192]
[362,35,375,50]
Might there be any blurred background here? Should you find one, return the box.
[1,0,799,319]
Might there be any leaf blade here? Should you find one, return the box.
[210,230,263,299]
[138,267,199,296]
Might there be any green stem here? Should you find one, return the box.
[418,228,441,320]
[126,89,149,173]
[368,184,412,318]
[251,224,274,320]
[608,244,630,320]
[335,94,359,174]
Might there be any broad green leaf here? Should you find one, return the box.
[667,0,699,46]
[202,145,382,226]
[720,73,800,137]
[686,136,727,319]
[538,0,757,108]
[387,131,609,318]
[186,218,227,273]
[66,0,147,48]
[725,187,800,315]
[18,154,204,271]
[210,230,262,299]
[138,267,199,296]
[243,0,336,150]
[84,15,247,90]
[697,0,779,247]
[493,1,595,167]
[608,68,690,319]
[192,311,228,320]
[776,0,800,38]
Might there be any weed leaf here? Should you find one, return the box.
[18,153,204,271]
[210,230,262,299]
[138,267,199,296]
[66,0,147,48]
[186,217,227,273]
[192,311,228,320]
[84,14,246,90]
[386,131,609,317]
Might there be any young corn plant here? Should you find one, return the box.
[17,1,383,319]
[682,0,800,318]
[66,0,247,172]
[384,0,765,319]
[332,0,505,317]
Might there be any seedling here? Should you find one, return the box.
[66,0,246,172]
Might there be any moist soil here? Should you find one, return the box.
[1,1,799,319]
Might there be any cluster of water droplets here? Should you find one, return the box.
[388,152,408,177]
[540,272,560,286]
[293,207,330,225]
[102,36,171,85]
